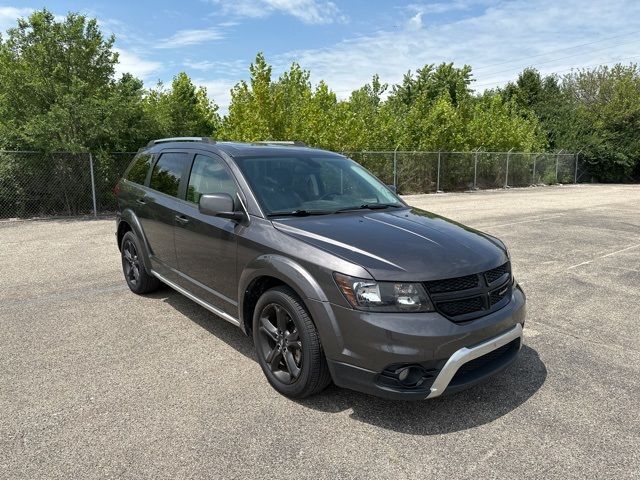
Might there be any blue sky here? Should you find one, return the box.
[2,1,640,112]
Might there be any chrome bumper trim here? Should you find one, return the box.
[426,323,523,399]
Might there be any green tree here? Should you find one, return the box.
[337,75,391,151]
[4,8,638,185]
[501,68,579,151]
[143,72,221,139]
[221,53,344,148]
[0,9,120,151]
[466,93,545,151]
[388,63,473,113]
[298,81,344,150]
[402,93,465,150]
[563,64,640,181]
[386,63,475,150]
[270,62,313,140]
[220,53,275,141]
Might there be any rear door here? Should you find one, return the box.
[138,150,191,275]
[173,152,240,315]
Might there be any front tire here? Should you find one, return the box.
[253,286,331,399]
[120,231,160,294]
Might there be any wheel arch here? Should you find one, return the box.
[238,255,330,336]
[117,209,153,274]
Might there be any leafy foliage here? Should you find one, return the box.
[1,9,639,182]
[502,65,640,180]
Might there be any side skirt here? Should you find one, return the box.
[150,269,241,327]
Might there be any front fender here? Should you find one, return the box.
[238,254,343,358]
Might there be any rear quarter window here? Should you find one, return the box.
[125,153,153,185]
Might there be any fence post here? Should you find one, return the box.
[555,149,563,183]
[505,148,513,188]
[88,152,98,218]
[473,148,479,190]
[393,146,398,188]
[436,151,441,192]
[532,154,536,185]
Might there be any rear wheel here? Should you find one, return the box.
[120,231,160,294]
[253,286,331,398]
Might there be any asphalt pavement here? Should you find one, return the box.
[1,184,638,479]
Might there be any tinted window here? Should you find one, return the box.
[235,155,401,214]
[125,154,152,185]
[150,152,188,197]
[187,154,237,204]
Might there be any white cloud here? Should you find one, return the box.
[406,12,422,31]
[156,28,225,48]
[408,0,486,16]
[114,48,162,80]
[0,6,33,31]
[210,0,345,24]
[184,59,247,75]
[268,0,640,98]
[1,7,70,32]
[194,78,238,114]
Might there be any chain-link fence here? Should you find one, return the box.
[0,149,582,219]
[0,151,135,219]
[347,151,582,194]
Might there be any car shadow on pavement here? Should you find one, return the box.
[298,345,546,435]
[155,287,257,360]
[159,288,546,435]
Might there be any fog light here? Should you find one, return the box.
[395,365,425,386]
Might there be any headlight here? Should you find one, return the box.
[334,273,435,312]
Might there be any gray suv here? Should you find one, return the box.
[115,137,526,400]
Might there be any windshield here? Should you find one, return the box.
[235,155,404,216]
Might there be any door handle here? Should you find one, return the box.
[136,197,147,205]
[175,215,190,224]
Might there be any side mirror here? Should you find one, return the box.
[199,193,244,221]
[387,184,397,193]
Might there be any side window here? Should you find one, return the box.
[125,153,153,185]
[149,152,188,197]
[187,154,237,204]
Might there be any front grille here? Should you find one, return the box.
[424,262,512,322]
[437,297,484,317]
[425,274,478,293]
[485,263,510,284]
[490,285,512,306]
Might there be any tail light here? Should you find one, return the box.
[113,181,121,197]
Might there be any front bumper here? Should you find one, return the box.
[308,284,526,400]
[426,322,522,398]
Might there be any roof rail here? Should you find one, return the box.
[147,137,215,147]
[252,141,308,147]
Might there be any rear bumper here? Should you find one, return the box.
[311,284,526,400]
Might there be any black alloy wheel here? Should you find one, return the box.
[120,231,160,294]
[257,303,303,384]
[122,238,141,287]
[252,286,331,398]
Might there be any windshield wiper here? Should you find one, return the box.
[334,203,403,213]
[268,204,403,217]
[267,209,334,217]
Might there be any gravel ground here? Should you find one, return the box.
[1,184,639,479]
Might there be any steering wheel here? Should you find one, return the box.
[318,191,342,201]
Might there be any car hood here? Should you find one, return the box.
[272,207,508,281]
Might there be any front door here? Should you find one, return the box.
[173,152,240,315]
